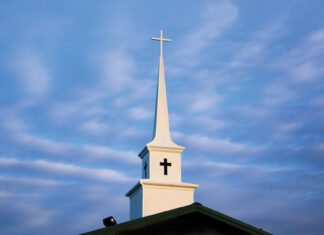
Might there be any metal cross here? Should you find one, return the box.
[160,158,172,175]
[152,30,171,57]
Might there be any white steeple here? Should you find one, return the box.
[149,30,181,148]
[126,30,198,220]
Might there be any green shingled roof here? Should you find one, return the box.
[81,202,271,235]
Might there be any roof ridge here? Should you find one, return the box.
[81,203,271,235]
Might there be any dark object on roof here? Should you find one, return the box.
[81,203,271,235]
[103,216,117,227]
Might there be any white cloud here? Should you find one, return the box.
[174,132,263,155]
[310,96,324,107]
[271,27,324,83]
[25,205,55,227]
[228,43,264,69]
[49,101,84,121]
[63,48,153,116]
[261,81,295,106]
[169,113,184,129]
[308,27,324,43]
[273,122,302,140]
[13,51,51,98]
[314,142,324,152]
[98,48,154,106]
[290,62,322,82]
[127,106,153,120]
[13,132,73,156]
[225,23,283,71]
[184,160,287,175]
[192,115,228,130]
[113,80,154,108]
[8,130,139,165]
[3,117,29,133]
[235,105,272,119]
[0,190,12,198]
[49,100,108,123]
[46,47,149,124]
[0,157,135,183]
[101,49,135,92]
[80,119,110,135]
[18,201,56,227]
[119,126,149,141]
[0,175,60,187]
[82,144,139,165]
[254,23,283,40]
[0,195,56,228]
[176,0,238,64]
[188,93,222,113]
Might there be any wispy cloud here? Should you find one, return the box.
[0,199,56,228]
[308,27,324,43]
[314,142,324,152]
[228,43,264,69]
[8,130,139,164]
[13,132,73,155]
[100,49,135,93]
[2,117,29,133]
[191,115,228,131]
[174,132,263,155]
[12,50,51,100]
[80,119,110,135]
[0,175,60,187]
[271,27,324,83]
[188,93,222,113]
[290,61,323,82]
[127,106,153,120]
[82,144,139,165]
[184,160,289,177]
[261,81,296,106]
[0,157,135,183]
[273,122,303,140]
[235,105,272,119]
[175,0,238,66]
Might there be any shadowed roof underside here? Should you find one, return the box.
[81,203,271,235]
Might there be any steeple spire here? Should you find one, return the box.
[126,30,198,220]
[149,30,180,148]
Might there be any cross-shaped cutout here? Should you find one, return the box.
[160,158,171,175]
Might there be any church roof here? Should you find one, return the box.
[81,202,271,235]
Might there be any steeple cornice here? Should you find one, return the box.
[138,144,185,159]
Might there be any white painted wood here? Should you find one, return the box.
[126,30,198,220]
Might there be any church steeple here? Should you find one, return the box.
[126,31,198,220]
[149,30,180,148]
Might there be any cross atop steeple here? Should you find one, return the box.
[148,30,181,148]
[152,30,171,57]
[126,31,198,220]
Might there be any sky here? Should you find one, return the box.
[0,0,324,234]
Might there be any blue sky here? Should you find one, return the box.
[1,0,324,234]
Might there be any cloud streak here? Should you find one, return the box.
[178,0,238,61]
[13,50,51,99]
[174,132,263,155]
[0,157,135,183]
[7,129,139,165]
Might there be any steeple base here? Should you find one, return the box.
[126,179,198,220]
